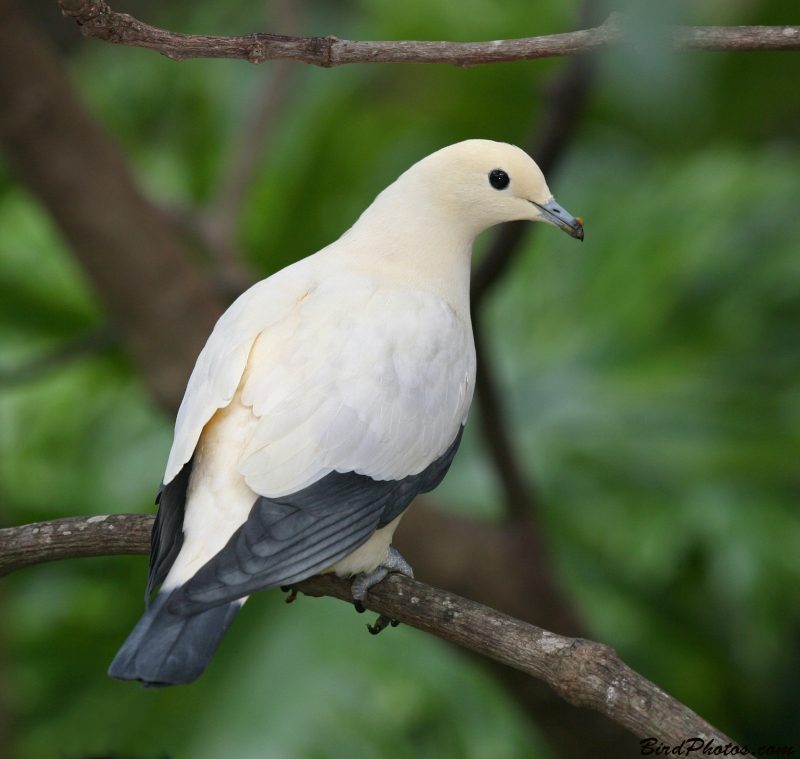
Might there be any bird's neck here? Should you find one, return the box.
[330,183,476,323]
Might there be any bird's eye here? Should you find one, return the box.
[488,169,510,190]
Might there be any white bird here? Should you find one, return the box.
[109,139,583,687]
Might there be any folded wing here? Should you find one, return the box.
[168,426,463,614]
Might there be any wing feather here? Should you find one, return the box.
[163,265,315,485]
[167,427,464,615]
[230,276,474,496]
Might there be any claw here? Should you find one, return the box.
[284,589,297,604]
[280,585,291,592]
[367,615,393,635]
[354,600,366,614]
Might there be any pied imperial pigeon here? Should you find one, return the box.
[109,139,584,687]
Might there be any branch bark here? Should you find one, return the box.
[0,513,748,755]
[398,500,645,758]
[55,2,800,66]
[0,514,152,577]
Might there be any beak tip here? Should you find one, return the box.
[534,199,584,242]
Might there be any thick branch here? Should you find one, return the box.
[455,8,645,750]
[0,514,152,577]
[0,513,746,753]
[397,503,640,758]
[56,3,800,66]
[468,44,595,515]
[0,0,224,414]
[299,574,741,751]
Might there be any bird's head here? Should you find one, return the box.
[408,139,584,241]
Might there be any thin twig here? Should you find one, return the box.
[56,3,800,67]
[0,513,748,753]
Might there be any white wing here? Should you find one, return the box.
[163,261,315,484]
[239,272,474,496]
[163,259,475,497]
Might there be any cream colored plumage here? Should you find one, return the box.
[109,139,583,687]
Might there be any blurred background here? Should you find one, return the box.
[0,0,799,757]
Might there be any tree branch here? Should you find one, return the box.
[300,574,742,752]
[463,0,596,678]
[468,43,595,517]
[55,2,800,67]
[452,10,649,753]
[472,323,535,521]
[397,502,642,758]
[0,513,747,754]
[0,0,224,415]
[0,514,152,577]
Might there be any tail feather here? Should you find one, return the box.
[109,589,241,688]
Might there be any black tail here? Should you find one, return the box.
[108,589,241,688]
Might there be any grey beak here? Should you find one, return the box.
[532,198,584,241]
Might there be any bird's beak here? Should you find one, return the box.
[531,198,584,241]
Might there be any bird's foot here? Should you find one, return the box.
[351,547,413,634]
[351,547,414,602]
[281,586,298,603]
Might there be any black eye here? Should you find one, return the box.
[489,169,510,190]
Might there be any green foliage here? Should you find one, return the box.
[1,0,799,756]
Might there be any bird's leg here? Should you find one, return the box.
[351,547,413,632]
